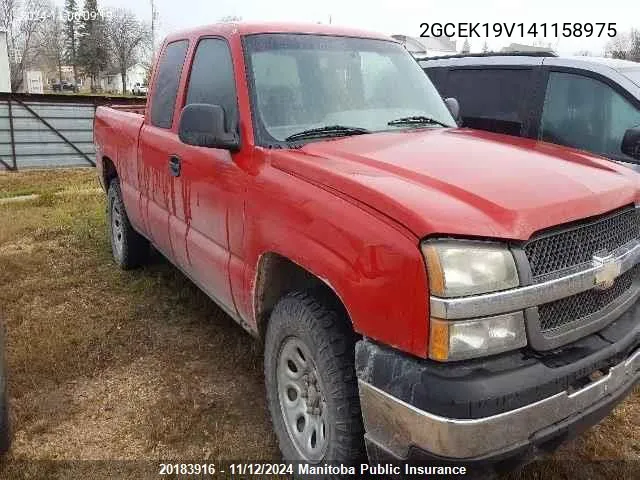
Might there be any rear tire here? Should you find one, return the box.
[107,178,149,269]
[264,291,366,469]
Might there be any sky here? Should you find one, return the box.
[54,0,640,56]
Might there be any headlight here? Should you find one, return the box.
[421,240,519,297]
[422,239,525,361]
[429,312,527,361]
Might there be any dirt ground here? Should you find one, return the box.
[0,169,638,479]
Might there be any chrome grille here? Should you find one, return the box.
[524,206,639,280]
[538,264,639,332]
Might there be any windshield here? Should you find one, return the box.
[622,68,640,87]
[243,34,456,144]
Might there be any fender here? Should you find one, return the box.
[239,164,431,358]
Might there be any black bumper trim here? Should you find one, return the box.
[356,299,640,419]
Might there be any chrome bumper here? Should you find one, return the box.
[358,348,640,460]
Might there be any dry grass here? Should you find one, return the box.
[0,168,637,479]
[0,168,98,199]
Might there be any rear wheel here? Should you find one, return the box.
[264,291,366,467]
[107,178,149,269]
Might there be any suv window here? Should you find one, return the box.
[442,68,533,136]
[186,38,238,132]
[540,72,640,161]
[424,67,448,95]
[150,40,189,129]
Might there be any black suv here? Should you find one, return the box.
[421,53,640,167]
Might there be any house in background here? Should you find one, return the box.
[25,71,44,94]
[391,35,457,58]
[99,64,147,94]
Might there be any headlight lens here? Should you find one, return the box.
[429,312,527,361]
[421,240,519,297]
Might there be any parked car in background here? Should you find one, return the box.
[95,23,640,472]
[132,83,148,96]
[421,53,640,168]
[51,81,79,93]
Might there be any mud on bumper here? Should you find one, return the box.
[355,301,640,467]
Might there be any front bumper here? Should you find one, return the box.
[356,302,640,464]
[359,350,639,461]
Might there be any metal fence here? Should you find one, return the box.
[0,93,145,171]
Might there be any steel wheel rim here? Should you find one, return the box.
[111,201,124,259]
[277,336,329,462]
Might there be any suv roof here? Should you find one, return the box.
[559,56,640,72]
[419,52,640,69]
[415,51,557,61]
[419,54,640,87]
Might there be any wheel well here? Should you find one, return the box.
[103,156,118,188]
[254,253,351,338]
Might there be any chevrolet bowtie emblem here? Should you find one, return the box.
[593,252,622,291]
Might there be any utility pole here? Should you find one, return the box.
[150,0,158,60]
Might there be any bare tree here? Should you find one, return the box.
[105,8,150,94]
[481,41,489,53]
[40,4,65,85]
[0,0,49,91]
[606,31,632,59]
[461,39,471,54]
[629,29,640,62]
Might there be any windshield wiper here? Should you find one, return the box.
[285,125,370,142]
[387,116,450,128]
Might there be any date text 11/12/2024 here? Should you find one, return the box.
[158,463,469,477]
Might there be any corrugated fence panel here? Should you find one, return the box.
[0,92,145,170]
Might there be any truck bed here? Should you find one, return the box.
[94,105,145,190]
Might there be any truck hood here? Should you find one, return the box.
[271,128,640,240]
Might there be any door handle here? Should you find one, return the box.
[169,155,181,177]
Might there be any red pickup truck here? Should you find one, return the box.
[95,22,640,471]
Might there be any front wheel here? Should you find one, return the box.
[264,291,366,466]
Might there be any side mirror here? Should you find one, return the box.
[178,104,239,150]
[621,126,640,162]
[444,97,460,124]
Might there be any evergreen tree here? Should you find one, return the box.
[77,0,109,92]
[64,0,79,86]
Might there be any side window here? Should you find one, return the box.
[541,72,640,160]
[186,38,238,132]
[150,40,189,128]
[446,68,533,135]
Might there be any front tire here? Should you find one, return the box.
[264,291,366,467]
[107,178,149,269]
